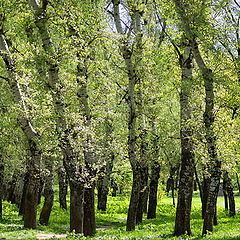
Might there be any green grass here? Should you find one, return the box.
[0,192,240,239]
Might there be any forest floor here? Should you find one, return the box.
[0,192,240,239]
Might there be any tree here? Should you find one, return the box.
[172,0,221,234]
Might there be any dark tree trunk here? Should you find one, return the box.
[83,186,96,236]
[147,175,159,219]
[97,155,113,211]
[111,179,117,197]
[174,45,195,236]
[58,166,68,210]
[24,141,41,229]
[236,173,240,195]
[223,171,236,216]
[69,180,84,233]
[97,118,114,211]
[202,176,210,219]
[39,156,54,225]
[147,119,160,219]
[194,180,197,191]
[38,177,44,205]
[136,165,148,224]
[194,166,203,204]
[223,177,228,211]
[0,153,4,219]
[126,168,141,231]
[171,181,175,207]
[19,173,28,216]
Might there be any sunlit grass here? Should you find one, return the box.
[0,190,240,239]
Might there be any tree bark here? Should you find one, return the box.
[97,152,114,211]
[147,119,160,219]
[174,45,195,236]
[0,153,4,219]
[83,186,96,236]
[39,156,54,225]
[223,171,236,216]
[57,166,68,210]
[69,180,84,233]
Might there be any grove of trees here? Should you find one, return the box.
[0,0,239,237]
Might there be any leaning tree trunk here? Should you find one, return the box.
[39,155,54,225]
[193,45,221,235]
[174,44,195,236]
[29,1,84,233]
[0,34,41,229]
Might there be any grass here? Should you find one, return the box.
[0,191,239,239]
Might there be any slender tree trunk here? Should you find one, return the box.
[223,177,228,211]
[236,173,240,195]
[147,119,160,219]
[174,45,195,236]
[39,156,54,225]
[223,171,236,216]
[136,90,149,224]
[97,152,114,211]
[194,166,203,204]
[202,176,210,219]
[0,153,4,219]
[57,166,68,210]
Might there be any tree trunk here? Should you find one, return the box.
[126,168,141,231]
[147,119,160,219]
[223,177,228,211]
[39,156,54,225]
[236,173,240,195]
[0,153,4,219]
[194,166,203,204]
[223,171,236,216]
[97,153,114,211]
[69,180,84,233]
[147,172,159,219]
[136,165,148,224]
[174,45,195,236]
[58,166,68,210]
[83,186,96,236]
[202,176,210,219]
